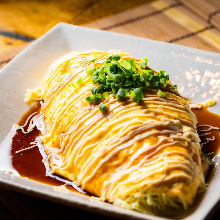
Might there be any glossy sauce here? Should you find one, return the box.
[192,107,220,156]
[10,103,78,192]
[10,104,220,188]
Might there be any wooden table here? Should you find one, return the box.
[0,0,220,219]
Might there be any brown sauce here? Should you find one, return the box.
[11,103,60,185]
[192,107,220,156]
[10,103,78,193]
[10,104,220,190]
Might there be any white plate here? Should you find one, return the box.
[0,23,220,220]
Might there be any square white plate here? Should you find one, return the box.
[0,23,220,220]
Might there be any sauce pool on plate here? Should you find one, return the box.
[10,103,80,193]
[193,107,220,156]
[10,103,220,188]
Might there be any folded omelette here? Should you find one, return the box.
[40,50,205,214]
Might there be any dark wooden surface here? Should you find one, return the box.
[0,188,116,220]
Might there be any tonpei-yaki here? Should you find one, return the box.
[39,50,205,214]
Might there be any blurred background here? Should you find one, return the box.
[0,0,220,219]
[0,0,150,52]
[0,0,219,58]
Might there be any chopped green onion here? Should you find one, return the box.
[98,66,105,75]
[103,84,110,89]
[123,81,134,88]
[152,75,160,82]
[66,82,76,92]
[97,93,102,99]
[116,89,127,101]
[85,54,174,107]
[153,82,159,89]
[104,60,111,65]
[157,90,166,98]
[103,92,109,99]
[140,63,146,69]
[97,85,104,92]
[91,76,98,84]
[99,103,108,112]
[127,59,136,68]
[112,62,118,72]
[111,54,121,61]
[130,88,143,103]
[120,60,131,70]
[104,63,115,74]
[160,70,165,75]
[85,96,91,102]
[98,75,106,84]
[132,74,140,81]
[66,85,73,92]
[160,78,167,87]
[77,78,84,85]
[91,87,97,95]
[86,65,96,75]
[111,83,119,94]
[140,58,148,69]
[141,58,148,64]
[93,70,99,76]
[106,78,113,84]
[90,94,101,103]
[114,74,123,84]
[141,70,150,80]
[107,55,112,60]
[90,58,96,62]
[69,82,76,88]
[143,80,149,88]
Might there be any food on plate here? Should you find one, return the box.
[31,50,207,215]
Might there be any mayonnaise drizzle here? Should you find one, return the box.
[40,50,204,206]
[197,124,219,146]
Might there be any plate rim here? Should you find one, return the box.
[0,22,219,220]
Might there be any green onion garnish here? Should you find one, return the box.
[103,92,109,99]
[90,58,96,62]
[98,66,105,75]
[85,96,91,102]
[86,65,96,75]
[111,83,120,94]
[120,59,131,70]
[89,94,101,103]
[114,74,123,84]
[140,58,148,69]
[91,87,97,95]
[116,89,127,101]
[84,54,173,107]
[97,84,104,92]
[141,58,148,63]
[99,103,108,112]
[69,82,76,88]
[66,83,76,92]
[130,88,143,102]
[142,80,149,88]
[104,60,111,65]
[77,78,84,85]
[107,55,112,60]
[157,90,166,98]
[66,86,73,92]
[132,74,140,81]
[111,54,121,61]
